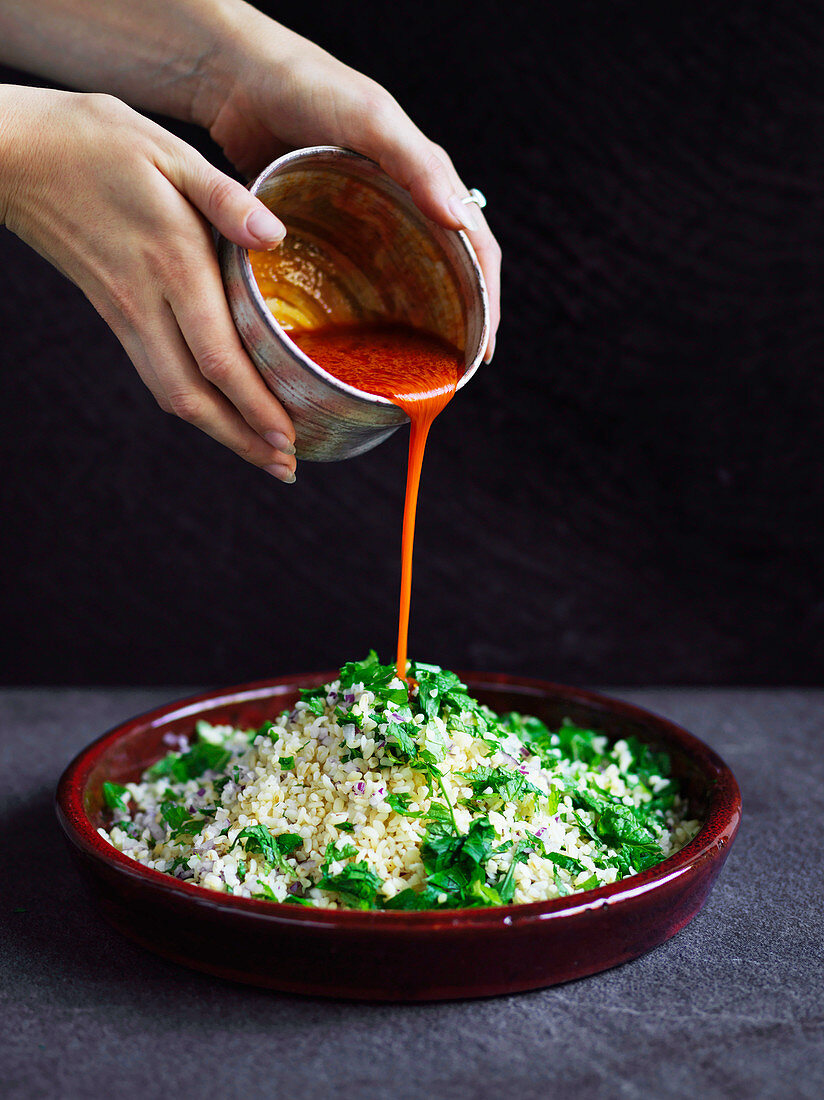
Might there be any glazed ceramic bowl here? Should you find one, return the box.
[218,146,489,462]
[56,674,741,1001]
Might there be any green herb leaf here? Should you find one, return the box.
[252,881,280,901]
[320,840,358,871]
[338,651,398,693]
[386,792,425,818]
[278,756,295,770]
[318,861,383,909]
[232,825,303,875]
[543,851,587,875]
[621,736,671,786]
[145,753,180,780]
[160,800,199,838]
[253,720,279,743]
[577,872,601,891]
[496,839,531,903]
[102,781,129,812]
[303,695,326,717]
[502,712,556,758]
[596,805,659,849]
[168,741,232,782]
[555,719,603,765]
[460,765,541,803]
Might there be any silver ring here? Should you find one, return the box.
[461,188,487,209]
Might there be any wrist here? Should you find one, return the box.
[0,85,49,230]
[186,0,293,130]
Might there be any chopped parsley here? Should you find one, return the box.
[318,862,384,909]
[102,781,129,812]
[460,765,542,803]
[385,792,425,818]
[232,825,303,875]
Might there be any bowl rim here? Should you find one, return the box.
[237,145,490,410]
[56,672,741,932]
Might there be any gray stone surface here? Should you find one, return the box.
[1,687,822,1100]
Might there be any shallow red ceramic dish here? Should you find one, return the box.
[56,673,741,1001]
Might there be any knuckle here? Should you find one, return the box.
[233,436,259,465]
[197,346,235,387]
[102,279,140,326]
[77,92,126,122]
[166,389,205,424]
[204,175,238,216]
[426,142,451,169]
[405,143,451,193]
[357,82,402,138]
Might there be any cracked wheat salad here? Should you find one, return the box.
[100,654,701,910]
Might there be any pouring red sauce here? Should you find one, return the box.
[290,322,463,679]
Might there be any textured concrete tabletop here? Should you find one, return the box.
[1,687,822,1099]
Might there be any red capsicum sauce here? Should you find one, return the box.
[290,322,463,680]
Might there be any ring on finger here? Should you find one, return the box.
[461,188,487,209]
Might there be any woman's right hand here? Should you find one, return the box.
[0,85,298,482]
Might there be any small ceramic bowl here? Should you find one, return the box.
[218,146,489,462]
[56,675,740,1001]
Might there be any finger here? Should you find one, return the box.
[428,157,501,362]
[167,252,297,455]
[138,302,297,482]
[458,205,501,363]
[347,98,501,358]
[157,141,287,250]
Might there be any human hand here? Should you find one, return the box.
[192,7,502,362]
[0,85,298,481]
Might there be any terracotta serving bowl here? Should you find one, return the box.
[56,674,741,1001]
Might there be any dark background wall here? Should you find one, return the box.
[2,1,823,685]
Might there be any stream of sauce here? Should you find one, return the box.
[290,322,463,679]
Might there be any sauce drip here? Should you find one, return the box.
[290,322,462,679]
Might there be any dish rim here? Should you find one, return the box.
[56,672,741,931]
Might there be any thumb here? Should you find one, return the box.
[168,147,286,249]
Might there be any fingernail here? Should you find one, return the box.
[484,334,496,364]
[264,430,296,455]
[448,193,480,232]
[247,207,285,247]
[265,463,296,484]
